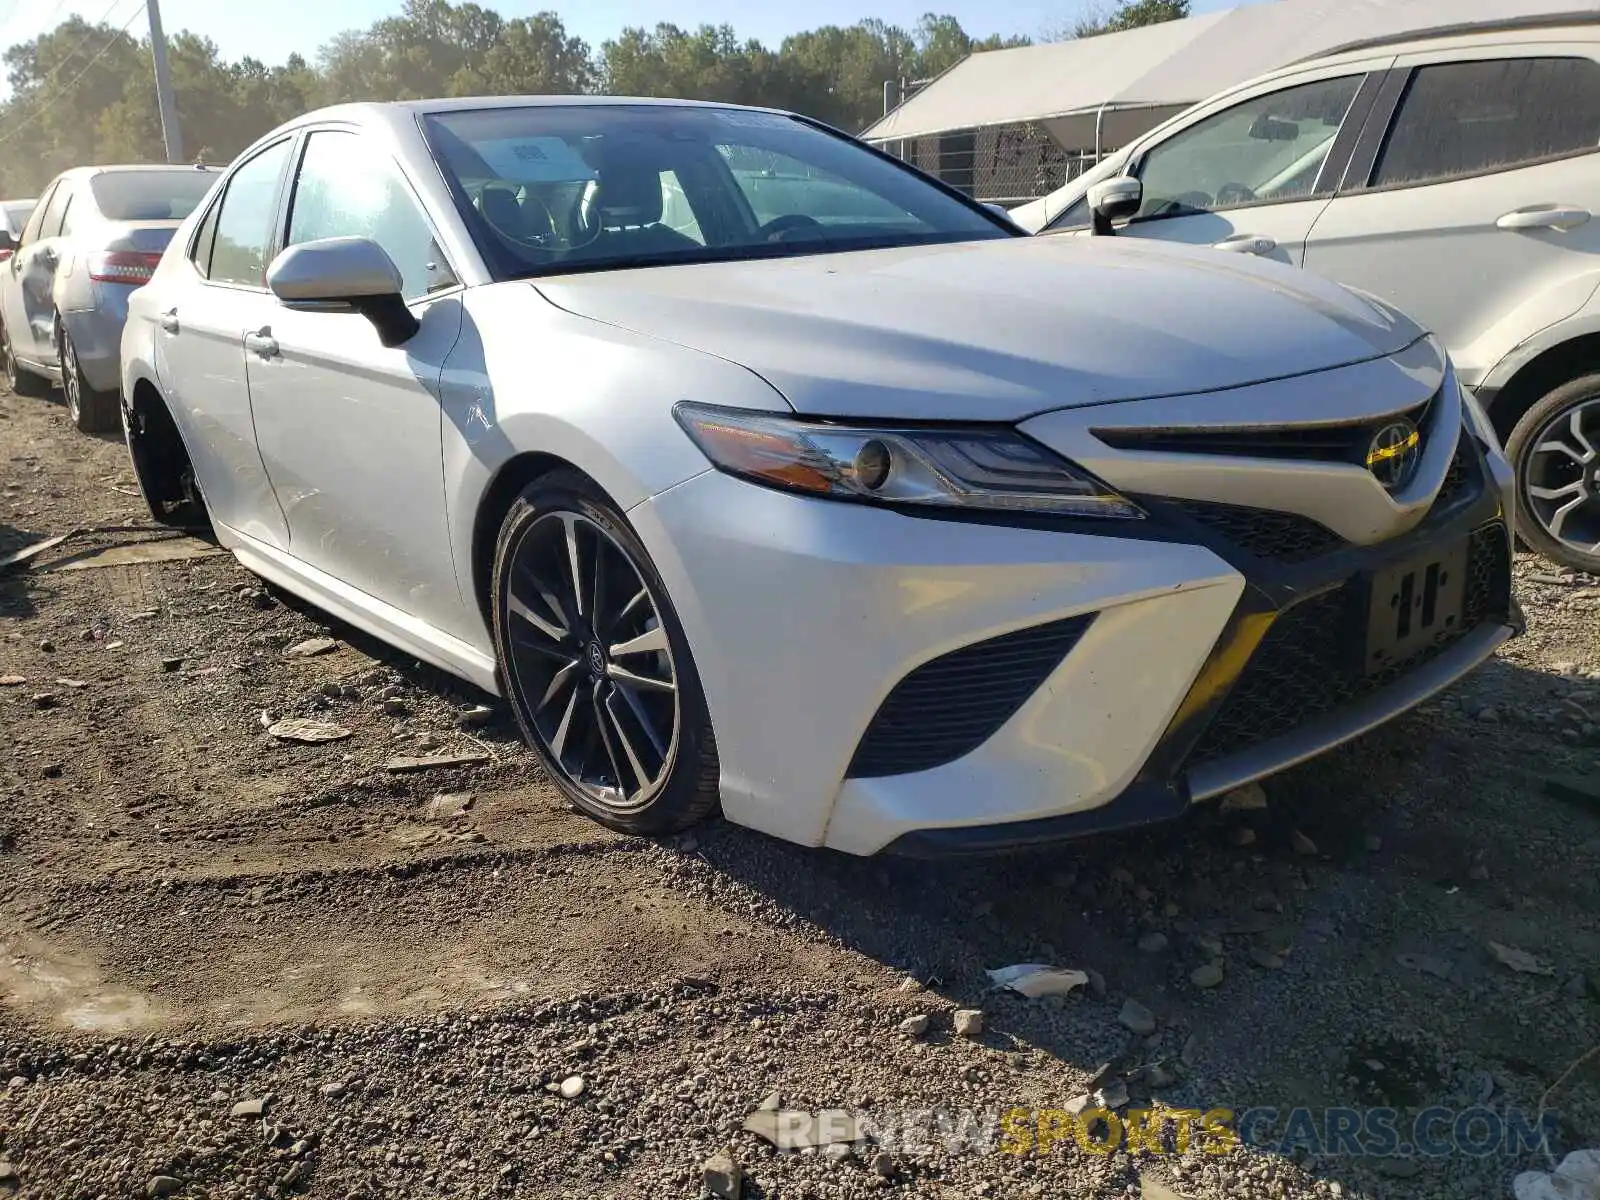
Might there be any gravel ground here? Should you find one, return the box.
[3,385,1600,1200]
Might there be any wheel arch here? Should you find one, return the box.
[469,451,599,629]
[1482,330,1600,445]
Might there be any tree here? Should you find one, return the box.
[1064,0,1190,39]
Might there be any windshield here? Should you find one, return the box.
[90,170,216,221]
[423,104,1011,278]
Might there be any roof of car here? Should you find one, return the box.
[1294,8,1600,64]
[288,94,792,131]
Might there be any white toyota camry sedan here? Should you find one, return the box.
[121,97,1519,856]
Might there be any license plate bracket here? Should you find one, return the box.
[1362,540,1469,675]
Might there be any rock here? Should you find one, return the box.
[30,693,56,709]
[458,704,496,728]
[1144,1063,1177,1089]
[1364,834,1383,852]
[1478,706,1500,724]
[425,792,474,821]
[756,1092,781,1112]
[159,657,184,672]
[384,751,490,773]
[1137,931,1169,953]
[0,675,25,686]
[146,1177,182,1197]
[1194,932,1224,958]
[6,1077,25,1089]
[1085,968,1107,1000]
[1290,829,1318,856]
[823,1142,853,1165]
[1488,941,1555,976]
[230,1096,270,1118]
[1219,783,1267,812]
[283,637,337,658]
[381,697,408,716]
[1191,962,1225,989]
[1118,999,1157,1036]
[40,763,61,779]
[953,1009,983,1038]
[899,1014,929,1038]
[1248,945,1285,970]
[871,1151,897,1179]
[1064,1093,1094,1116]
[1396,952,1453,980]
[267,718,352,744]
[896,977,921,993]
[1095,1078,1130,1109]
[559,1075,585,1099]
[1467,863,1490,881]
[0,1162,16,1183]
[320,1080,347,1098]
[1231,827,1257,847]
[37,639,53,652]
[1563,973,1590,999]
[703,1147,743,1199]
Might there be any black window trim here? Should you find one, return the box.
[34,179,72,241]
[191,134,297,294]
[16,181,55,248]
[283,121,462,306]
[1338,54,1600,197]
[1121,71,1379,229]
[53,192,75,238]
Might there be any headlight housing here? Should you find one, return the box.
[674,403,1141,520]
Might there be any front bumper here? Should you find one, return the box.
[629,420,1516,856]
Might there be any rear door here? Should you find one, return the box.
[152,138,295,548]
[1110,62,1393,267]
[1304,49,1600,376]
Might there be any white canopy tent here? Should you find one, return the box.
[863,0,1600,153]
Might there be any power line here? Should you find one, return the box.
[0,0,146,149]
[9,0,138,102]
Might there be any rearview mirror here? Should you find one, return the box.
[1248,114,1300,142]
[266,236,419,348]
[1087,176,1142,235]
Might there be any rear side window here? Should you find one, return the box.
[90,170,216,220]
[1373,57,1600,187]
[208,140,292,288]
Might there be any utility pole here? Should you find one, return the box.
[146,0,183,163]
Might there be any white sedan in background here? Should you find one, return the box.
[121,96,1517,856]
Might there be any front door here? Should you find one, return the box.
[1116,69,1387,268]
[246,127,468,637]
[1304,52,1600,378]
[2,180,67,365]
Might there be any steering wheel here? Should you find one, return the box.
[1214,182,1257,207]
[757,213,823,242]
[478,189,561,251]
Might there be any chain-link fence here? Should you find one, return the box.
[882,122,1105,207]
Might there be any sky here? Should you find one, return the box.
[0,0,1261,69]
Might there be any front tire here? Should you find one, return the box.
[491,470,720,836]
[124,385,210,532]
[1,322,50,398]
[58,320,118,433]
[1506,373,1600,573]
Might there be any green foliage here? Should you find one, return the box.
[0,2,1029,197]
[1068,0,1191,39]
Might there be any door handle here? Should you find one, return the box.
[244,328,279,358]
[1497,205,1591,232]
[158,309,179,334]
[1212,233,1277,255]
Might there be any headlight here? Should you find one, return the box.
[674,403,1141,519]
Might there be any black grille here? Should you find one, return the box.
[1183,522,1510,771]
[1436,437,1482,509]
[1093,396,1435,464]
[1170,500,1346,564]
[848,615,1095,778]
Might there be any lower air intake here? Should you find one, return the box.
[847,614,1095,779]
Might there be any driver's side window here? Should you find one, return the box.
[1134,75,1364,222]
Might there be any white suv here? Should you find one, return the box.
[1013,16,1600,572]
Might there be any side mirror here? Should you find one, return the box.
[0,230,17,254]
[1087,176,1142,235]
[983,201,1015,223]
[266,236,419,348]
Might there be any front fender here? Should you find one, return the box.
[440,285,791,627]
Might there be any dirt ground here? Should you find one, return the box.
[3,382,1600,1200]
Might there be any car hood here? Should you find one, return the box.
[534,236,1425,422]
